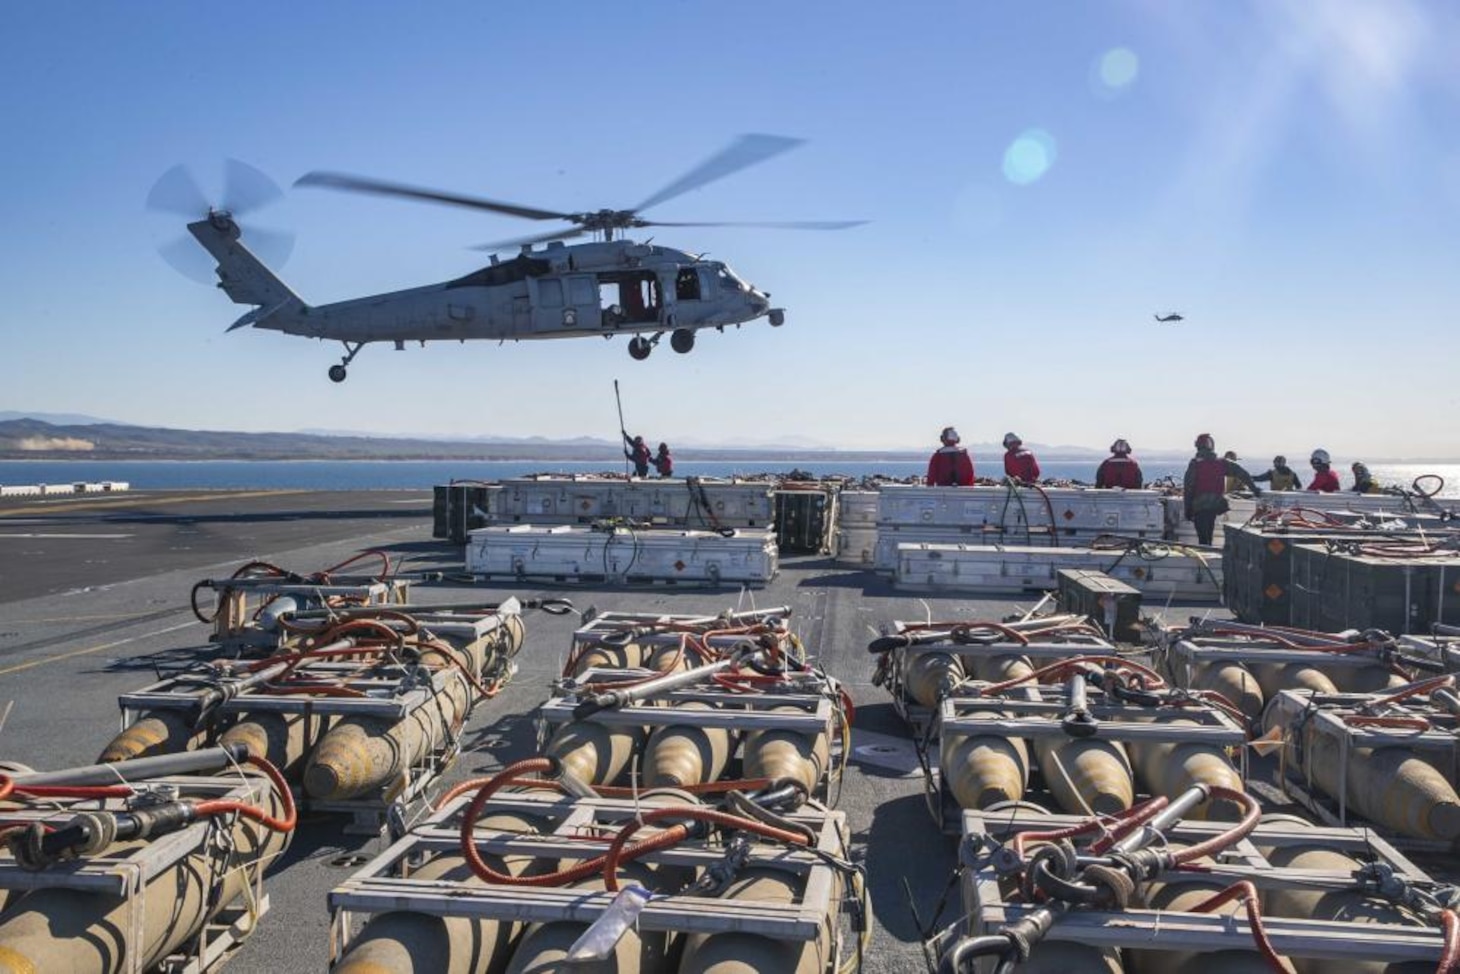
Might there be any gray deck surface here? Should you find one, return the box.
[0,489,1232,973]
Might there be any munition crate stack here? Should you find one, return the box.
[931,667,1247,832]
[874,484,1168,572]
[483,476,776,530]
[871,614,1114,733]
[328,790,863,974]
[1221,515,1443,625]
[432,482,501,542]
[1265,680,1460,846]
[893,540,1223,601]
[101,602,525,833]
[0,747,295,974]
[1165,487,1457,547]
[772,482,838,555]
[1289,538,1460,634]
[465,524,778,585]
[834,489,878,566]
[940,804,1458,972]
[544,607,849,802]
[1159,618,1446,725]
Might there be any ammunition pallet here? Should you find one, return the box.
[329,792,854,970]
[202,574,410,651]
[955,808,1451,969]
[0,773,273,974]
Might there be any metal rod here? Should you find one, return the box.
[573,656,744,718]
[9,744,250,786]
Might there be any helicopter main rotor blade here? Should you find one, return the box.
[470,227,588,251]
[296,171,574,222]
[632,134,805,214]
[147,164,211,218]
[222,159,284,216]
[640,219,868,231]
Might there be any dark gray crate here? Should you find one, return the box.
[1290,543,1460,634]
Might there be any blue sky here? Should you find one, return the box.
[2,1,1457,459]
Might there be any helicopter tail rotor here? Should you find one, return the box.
[147,160,295,284]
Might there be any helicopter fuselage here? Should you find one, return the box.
[188,217,782,381]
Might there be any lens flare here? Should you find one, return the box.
[1002,130,1057,185]
[1097,47,1140,92]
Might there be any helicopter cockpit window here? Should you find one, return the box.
[675,268,701,302]
[713,264,744,291]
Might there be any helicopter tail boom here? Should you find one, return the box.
[187,216,306,325]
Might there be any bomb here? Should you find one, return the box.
[942,711,1029,809]
[644,703,734,788]
[1128,718,1245,820]
[1034,737,1133,815]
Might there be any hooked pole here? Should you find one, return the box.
[613,379,629,478]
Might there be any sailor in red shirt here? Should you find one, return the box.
[1095,438,1143,489]
[926,427,975,486]
[1002,433,1041,484]
[1306,449,1341,492]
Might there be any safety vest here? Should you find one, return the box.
[1192,457,1226,495]
[1269,468,1298,490]
[1098,456,1141,489]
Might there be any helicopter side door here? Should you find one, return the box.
[528,276,568,333]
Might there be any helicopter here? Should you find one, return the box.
[1154,312,1185,323]
[154,136,863,383]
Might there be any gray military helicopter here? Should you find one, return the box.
[151,136,863,382]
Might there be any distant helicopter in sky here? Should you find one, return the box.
[1154,312,1185,323]
[150,137,864,383]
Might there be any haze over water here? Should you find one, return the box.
[2,460,1456,498]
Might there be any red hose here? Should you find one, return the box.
[1170,787,1260,865]
[1439,909,1460,974]
[980,655,1166,696]
[1188,881,1289,973]
[1012,797,1168,861]
[602,806,810,891]
[192,754,297,833]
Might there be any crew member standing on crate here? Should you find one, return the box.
[926,427,975,486]
[1183,433,1260,545]
[1351,462,1380,494]
[653,442,674,478]
[1253,455,1303,491]
[623,433,652,478]
[1307,449,1340,492]
[1095,439,1143,488]
[1002,433,1041,484]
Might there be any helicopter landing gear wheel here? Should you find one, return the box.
[670,328,695,354]
[330,341,365,383]
[628,336,653,360]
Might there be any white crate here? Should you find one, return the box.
[895,542,1222,600]
[835,525,878,567]
[877,485,1165,533]
[467,525,777,584]
[838,490,879,526]
[490,477,774,528]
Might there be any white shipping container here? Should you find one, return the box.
[894,542,1222,601]
[835,525,878,567]
[490,478,774,528]
[838,491,880,526]
[876,484,1165,535]
[466,524,777,584]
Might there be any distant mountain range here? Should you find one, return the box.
[0,416,1134,463]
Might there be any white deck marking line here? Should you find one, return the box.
[0,533,135,539]
[0,620,199,676]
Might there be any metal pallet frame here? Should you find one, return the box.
[934,690,1247,832]
[884,624,1115,734]
[118,660,472,834]
[1270,688,1460,845]
[207,576,410,649]
[328,792,850,966]
[956,808,1448,967]
[0,774,272,974]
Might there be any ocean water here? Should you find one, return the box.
[1,459,1457,498]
